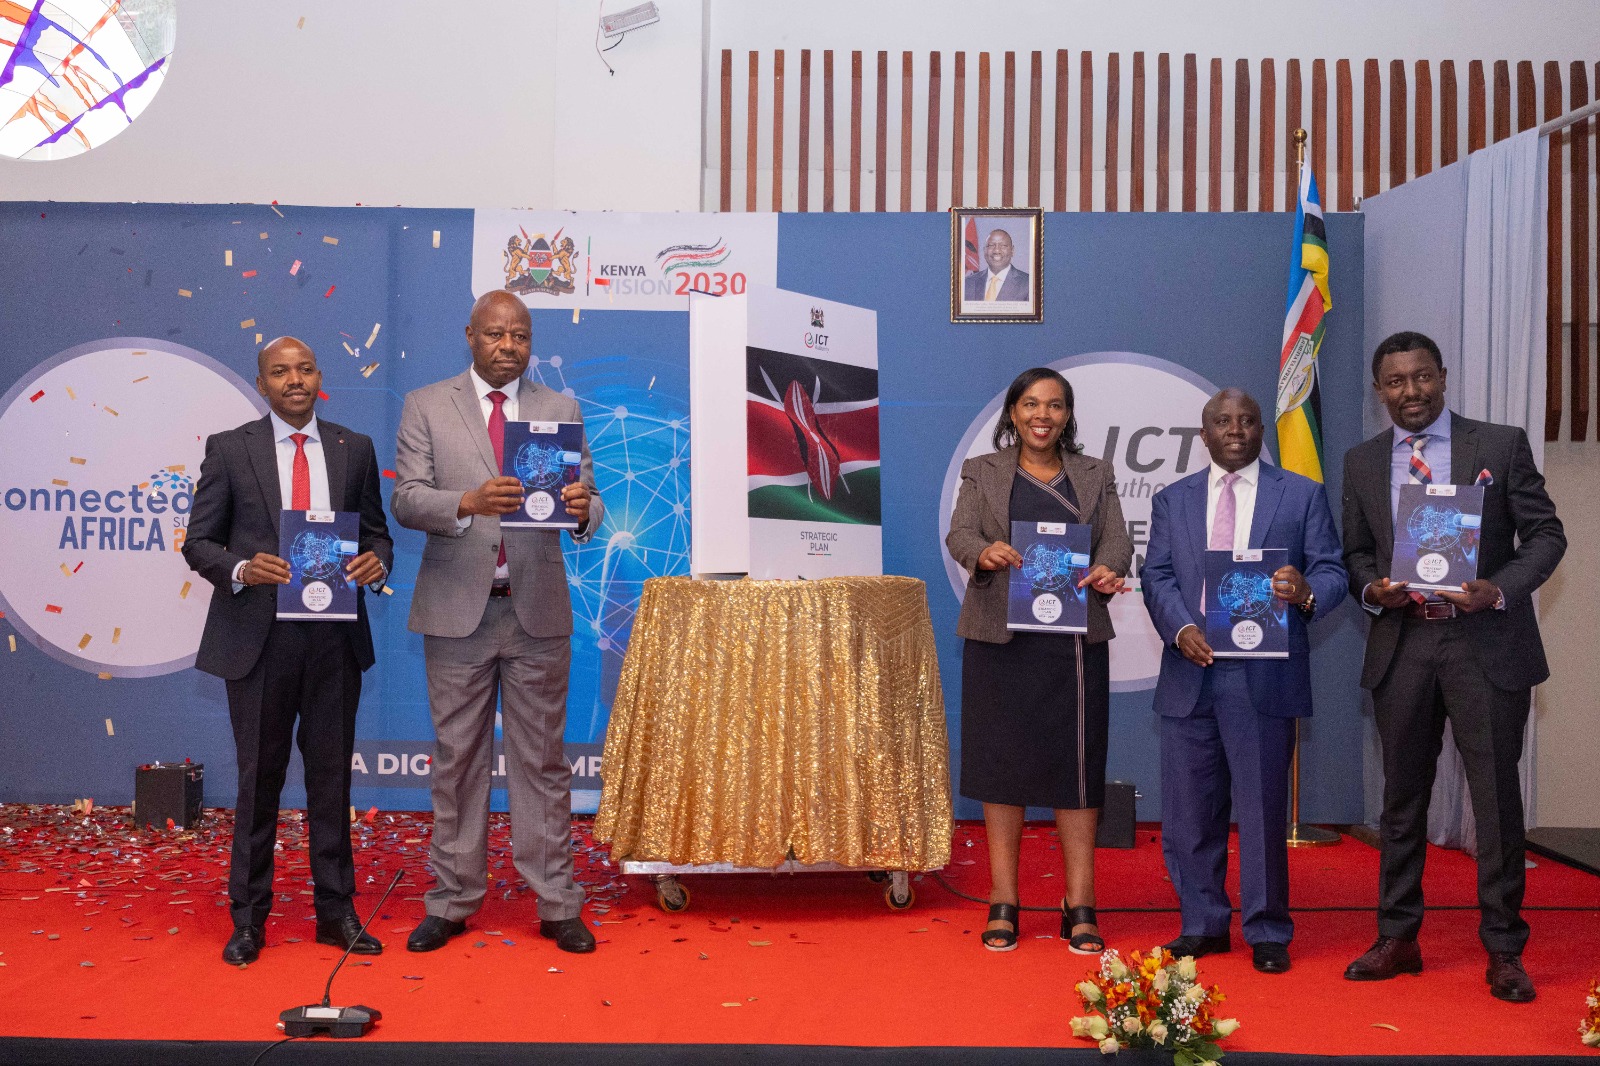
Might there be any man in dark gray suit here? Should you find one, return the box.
[393,290,603,955]
[963,228,1031,302]
[1341,330,1565,1003]
[185,337,393,965]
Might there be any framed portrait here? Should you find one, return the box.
[950,207,1043,323]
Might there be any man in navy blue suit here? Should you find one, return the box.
[1142,388,1347,974]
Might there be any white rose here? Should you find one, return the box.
[1099,1037,1121,1055]
[1149,1022,1169,1044]
[1121,1015,1143,1035]
[1083,1016,1110,1040]
[1151,969,1170,993]
[1584,1029,1600,1049]
[1176,957,1198,980]
[1108,957,1129,980]
[1213,1018,1241,1038]
[1077,980,1103,1002]
[1070,1017,1090,1038]
[1184,985,1207,1004]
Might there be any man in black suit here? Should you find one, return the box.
[963,228,1031,302]
[1341,330,1565,1003]
[184,337,393,965]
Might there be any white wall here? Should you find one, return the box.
[6,2,1600,211]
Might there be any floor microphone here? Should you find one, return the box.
[279,869,404,1038]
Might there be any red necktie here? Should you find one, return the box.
[487,391,507,567]
[289,432,310,510]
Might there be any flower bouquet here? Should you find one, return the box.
[1582,978,1600,1048]
[1070,947,1239,1064]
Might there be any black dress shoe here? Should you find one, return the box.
[1344,935,1423,980]
[315,914,383,955]
[1252,941,1291,973]
[406,915,467,953]
[539,916,596,954]
[1486,952,1535,1002]
[222,925,264,965]
[1162,933,1231,959]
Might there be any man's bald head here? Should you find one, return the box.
[466,289,533,389]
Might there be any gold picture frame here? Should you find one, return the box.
[950,207,1043,323]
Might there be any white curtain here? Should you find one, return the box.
[1361,127,1548,851]
[1429,128,1548,851]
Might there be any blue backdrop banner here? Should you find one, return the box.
[0,204,1365,823]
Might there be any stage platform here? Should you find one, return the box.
[2,805,1597,1064]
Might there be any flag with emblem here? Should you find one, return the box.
[1275,163,1332,483]
[746,347,881,524]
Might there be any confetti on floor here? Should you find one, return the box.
[178,289,191,298]
[432,230,441,248]
[324,285,336,298]
[240,319,255,329]
[242,270,257,278]
[270,204,285,218]
[360,362,379,378]
[224,250,232,267]
[105,719,114,736]
[7,636,15,652]
[365,322,381,348]
[290,260,301,275]
[322,236,339,246]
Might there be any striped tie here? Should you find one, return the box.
[1403,433,1432,485]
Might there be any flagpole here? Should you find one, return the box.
[1286,126,1342,849]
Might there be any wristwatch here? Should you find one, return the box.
[1296,589,1316,618]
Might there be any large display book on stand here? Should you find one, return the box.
[594,285,946,909]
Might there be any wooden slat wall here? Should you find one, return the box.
[715,48,1600,442]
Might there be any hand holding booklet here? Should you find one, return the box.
[277,510,359,621]
[501,421,584,530]
[1006,521,1091,634]
[1204,548,1289,658]
[1392,484,1484,591]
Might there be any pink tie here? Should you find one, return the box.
[1210,472,1239,551]
[487,391,507,568]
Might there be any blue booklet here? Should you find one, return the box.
[277,509,360,621]
[1393,484,1484,591]
[501,421,584,530]
[1204,548,1289,658]
[1006,520,1091,634]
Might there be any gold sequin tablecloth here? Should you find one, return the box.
[595,576,951,871]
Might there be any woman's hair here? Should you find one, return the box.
[991,367,1081,454]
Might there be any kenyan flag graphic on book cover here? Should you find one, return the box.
[746,346,880,525]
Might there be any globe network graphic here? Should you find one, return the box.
[523,351,691,743]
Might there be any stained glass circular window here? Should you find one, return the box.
[0,0,176,161]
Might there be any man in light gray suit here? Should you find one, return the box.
[392,289,603,955]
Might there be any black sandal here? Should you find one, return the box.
[1064,904,1105,955]
[981,902,1019,952]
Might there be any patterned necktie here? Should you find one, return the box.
[984,273,1001,300]
[1209,471,1240,550]
[1403,433,1432,484]
[487,391,508,568]
[289,432,310,510]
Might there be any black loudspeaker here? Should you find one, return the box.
[1095,780,1137,849]
[132,761,204,829]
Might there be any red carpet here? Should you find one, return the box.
[2,804,1598,1058]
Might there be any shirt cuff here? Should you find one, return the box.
[1174,623,1197,649]
[231,559,247,594]
[1360,583,1383,615]
[454,514,472,535]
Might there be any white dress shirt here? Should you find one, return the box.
[231,411,330,589]
[1204,458,1260,551]
[459,367,522,583]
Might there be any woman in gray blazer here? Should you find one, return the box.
[945,367,1132,953]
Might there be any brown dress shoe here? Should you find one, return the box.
[1344,935,1423,980]
[1486,952,1535,1002]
